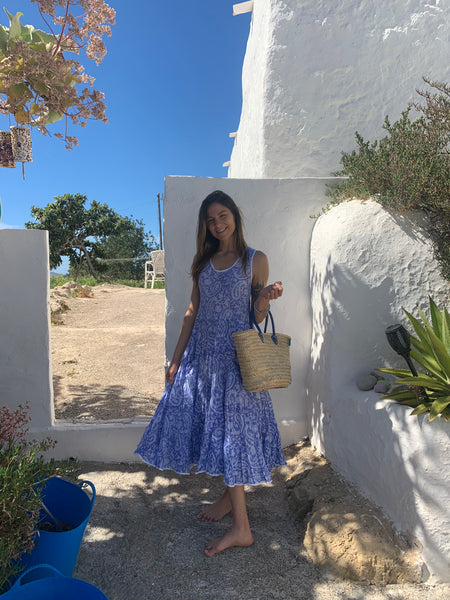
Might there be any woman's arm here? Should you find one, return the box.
[166,282,200,384]
[251,251,283,323]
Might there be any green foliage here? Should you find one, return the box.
[50,275,165,289]
[68,216,157,281]
[0,403,79,592]
[0,2,115,149]
[49,273,67,288]
[380,297,450,422]
[26,194,155,282]
[326,78,450,279]
[50,274,96,288]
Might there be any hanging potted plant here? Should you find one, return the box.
[0,403,92,594]
[0,1,115,163]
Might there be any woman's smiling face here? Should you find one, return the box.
[206,202,236,242]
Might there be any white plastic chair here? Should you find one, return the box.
[144,250,165,289]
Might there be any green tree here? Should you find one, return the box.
[25,193,154,281]
[69,216,157,281]
[97,217,157,280]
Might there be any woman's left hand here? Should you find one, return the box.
[259,281,283,300]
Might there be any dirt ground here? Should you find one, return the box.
[51,284,166,421]
[50,285,450,595]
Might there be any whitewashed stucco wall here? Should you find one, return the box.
[3,178,335,461]
[0,230,54,428]
[228,0,449,178]
[0,229,149,461]
[308,200,450,582]
[3,193,449,579]
[164,176,337,447]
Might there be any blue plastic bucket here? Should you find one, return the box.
[20,477,95,577]
[2,565,108,600]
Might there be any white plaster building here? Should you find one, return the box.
[1,0,449,583]
[229,0,449,177]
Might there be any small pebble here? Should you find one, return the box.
[357,375,377,391]
[374,383,388,393]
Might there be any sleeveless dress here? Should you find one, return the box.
[135,247,286,487]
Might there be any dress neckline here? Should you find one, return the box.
[210,257,240,272]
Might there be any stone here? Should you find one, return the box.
[304,504,423,584]
[356,375,377,391]
[286,442,424,585]
[374,382,388,393]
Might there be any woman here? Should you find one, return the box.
[135,190,286,556]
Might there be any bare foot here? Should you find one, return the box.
[198,491,232,522]
[204,527,254,557]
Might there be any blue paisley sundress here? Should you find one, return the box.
[135,247,286,487]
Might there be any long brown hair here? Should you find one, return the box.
[191,190,248,282]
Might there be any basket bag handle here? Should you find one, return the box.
[250,307,278,345]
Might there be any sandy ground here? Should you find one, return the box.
[51,286,450,599]
[51,285,166,421]
[74,443,450,600]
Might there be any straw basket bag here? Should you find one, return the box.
[233,309,291,393]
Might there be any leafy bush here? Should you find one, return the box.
[327,78,450,279]
[0,403,78,592]
[380,297,450,422]
[49,273,68,288]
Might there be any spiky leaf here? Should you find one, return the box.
[421,325,450,377]
[442,306,450,354]
[378,367,414,378]
[409,347,441,378]
[404,309,432,348]
[429,397,450,421]
[393,374,448,391]
[411,403,433,416]
[429,296,443,339]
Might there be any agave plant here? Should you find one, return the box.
[380,296,450,421]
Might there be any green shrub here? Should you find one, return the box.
[0,404,79,592]
[327,78,450,279]
[49,274,68,289]
[50,275,165,290]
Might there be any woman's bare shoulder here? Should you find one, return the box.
[253,250,268,263]
[252,250,269,281]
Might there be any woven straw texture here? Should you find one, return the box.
[233,330,291,392]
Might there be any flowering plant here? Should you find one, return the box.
[0,403,78,592]
[0,0,115,149]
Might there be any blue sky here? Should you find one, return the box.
[0,1,251,258]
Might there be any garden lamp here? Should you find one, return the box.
[385,324,418,377]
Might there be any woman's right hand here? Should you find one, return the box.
[166,362,179,385]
